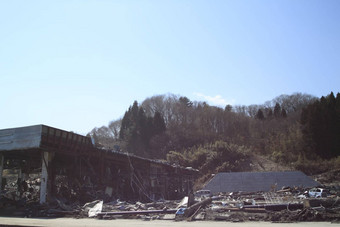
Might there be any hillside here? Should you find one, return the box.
[90,92,340,180]
[250,154,293,172]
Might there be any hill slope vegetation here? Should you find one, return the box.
[89,92,340,176]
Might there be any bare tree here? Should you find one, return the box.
[108,119,122,140]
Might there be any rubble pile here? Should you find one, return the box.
[267,207,340,222]
[95,187,340,222]
[187,190,336,222]
[1,169,340,223]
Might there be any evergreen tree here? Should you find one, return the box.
[225,105,232,112]
[119,109,132,140]
[179,96,193,107]
[300,92,340,158]
[274,103,282,118]
[256,109,265,120]
[119,101,167,157]
[267,108,273,119]
[153,111,166,135]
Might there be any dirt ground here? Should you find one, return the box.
[0,218,338,227]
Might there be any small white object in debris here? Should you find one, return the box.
[88,201,103,217]
[176,196,188,209]
[194,190,211,198]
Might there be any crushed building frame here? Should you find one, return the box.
[0,125,197,204]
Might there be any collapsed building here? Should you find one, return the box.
[0,125,197,204]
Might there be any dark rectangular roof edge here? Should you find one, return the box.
[216,171,304,174]
[0,124,44,131]
[0,124,198,173]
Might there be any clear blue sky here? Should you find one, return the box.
[1,0,339,134]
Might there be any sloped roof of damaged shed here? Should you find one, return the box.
[203,171,320,194]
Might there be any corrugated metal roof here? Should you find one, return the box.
[0,125,42,151]
[203,171,320,194]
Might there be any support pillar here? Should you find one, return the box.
[100,156,104,184]
[0,154,3,191]
[40,151,50,204]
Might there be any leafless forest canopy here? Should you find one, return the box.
[89,92,340,177]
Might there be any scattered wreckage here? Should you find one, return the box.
[1,169,340,223]
[94,185,340,222]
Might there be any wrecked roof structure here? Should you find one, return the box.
[203,171,320,194]
[0,125,197,204]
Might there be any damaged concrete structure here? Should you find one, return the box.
[203,171,320,195]
[0,125,197,204]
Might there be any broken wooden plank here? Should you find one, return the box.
[243,203,303,211]
[97,209,177,218]
[184,197,212,218]
[214,207,267,213]
[187,205,202,221]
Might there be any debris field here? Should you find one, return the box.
[1,168,340,223]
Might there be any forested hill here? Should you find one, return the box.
[89,92,340,176]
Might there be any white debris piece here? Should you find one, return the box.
[88,200,103,217]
